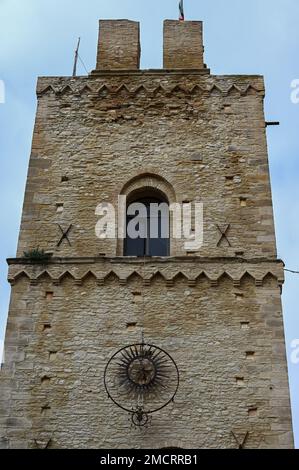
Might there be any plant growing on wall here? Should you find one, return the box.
[23,248,52,264]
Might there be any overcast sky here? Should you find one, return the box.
[0,0,298,448]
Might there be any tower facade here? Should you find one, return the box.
[0,19,294,449]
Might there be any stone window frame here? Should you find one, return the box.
[117,173,177,257]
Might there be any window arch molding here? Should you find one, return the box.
[119,173,177,206]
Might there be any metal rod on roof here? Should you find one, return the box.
[72,37,81,77]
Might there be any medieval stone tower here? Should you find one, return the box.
[0,19,294,449]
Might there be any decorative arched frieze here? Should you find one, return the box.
[8,267,282,289]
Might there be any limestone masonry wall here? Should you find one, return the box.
[16,73,275,259]
[0,259,293,448]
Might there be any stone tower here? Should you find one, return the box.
[0,19,294,449]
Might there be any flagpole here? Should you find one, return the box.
[179,0,185,21]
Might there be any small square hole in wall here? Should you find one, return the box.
[241,322,250,330]
[56,203,64,213]
[225,175,234,182]
[45,292,54,301]
[49,351,57,362]
[41,404,51,415]
[61,176,69,182]
[235,250,245,256]
[236,377,245,387]
[234,292,244,300]
[126,322,137,331]
[186,251,197,256]
[246,351,255,359]
[248,407,258,417]
[41,376,51,386]
[240,197,247,207]
[43,324,52,332]
[132,292,142,303]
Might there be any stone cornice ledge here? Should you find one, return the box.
[90,68,211,76]
[7,256,284,266]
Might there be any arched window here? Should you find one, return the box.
[124,190,170,257]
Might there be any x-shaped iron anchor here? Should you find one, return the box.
[216,224,232,247]
[57,224,73,247]
[231,431,249,449]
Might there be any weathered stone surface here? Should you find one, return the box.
[0,18,293,449]
[0,266,293,448]
[164,20,204,69]
[96,20,140,71]
[19,72,274,260]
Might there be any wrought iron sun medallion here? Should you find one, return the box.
[104,343,179,426]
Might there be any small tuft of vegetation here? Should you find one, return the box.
[23,249,52,264]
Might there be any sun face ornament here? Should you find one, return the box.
[104,343,179,426]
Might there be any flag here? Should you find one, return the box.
[179,0,185,21]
